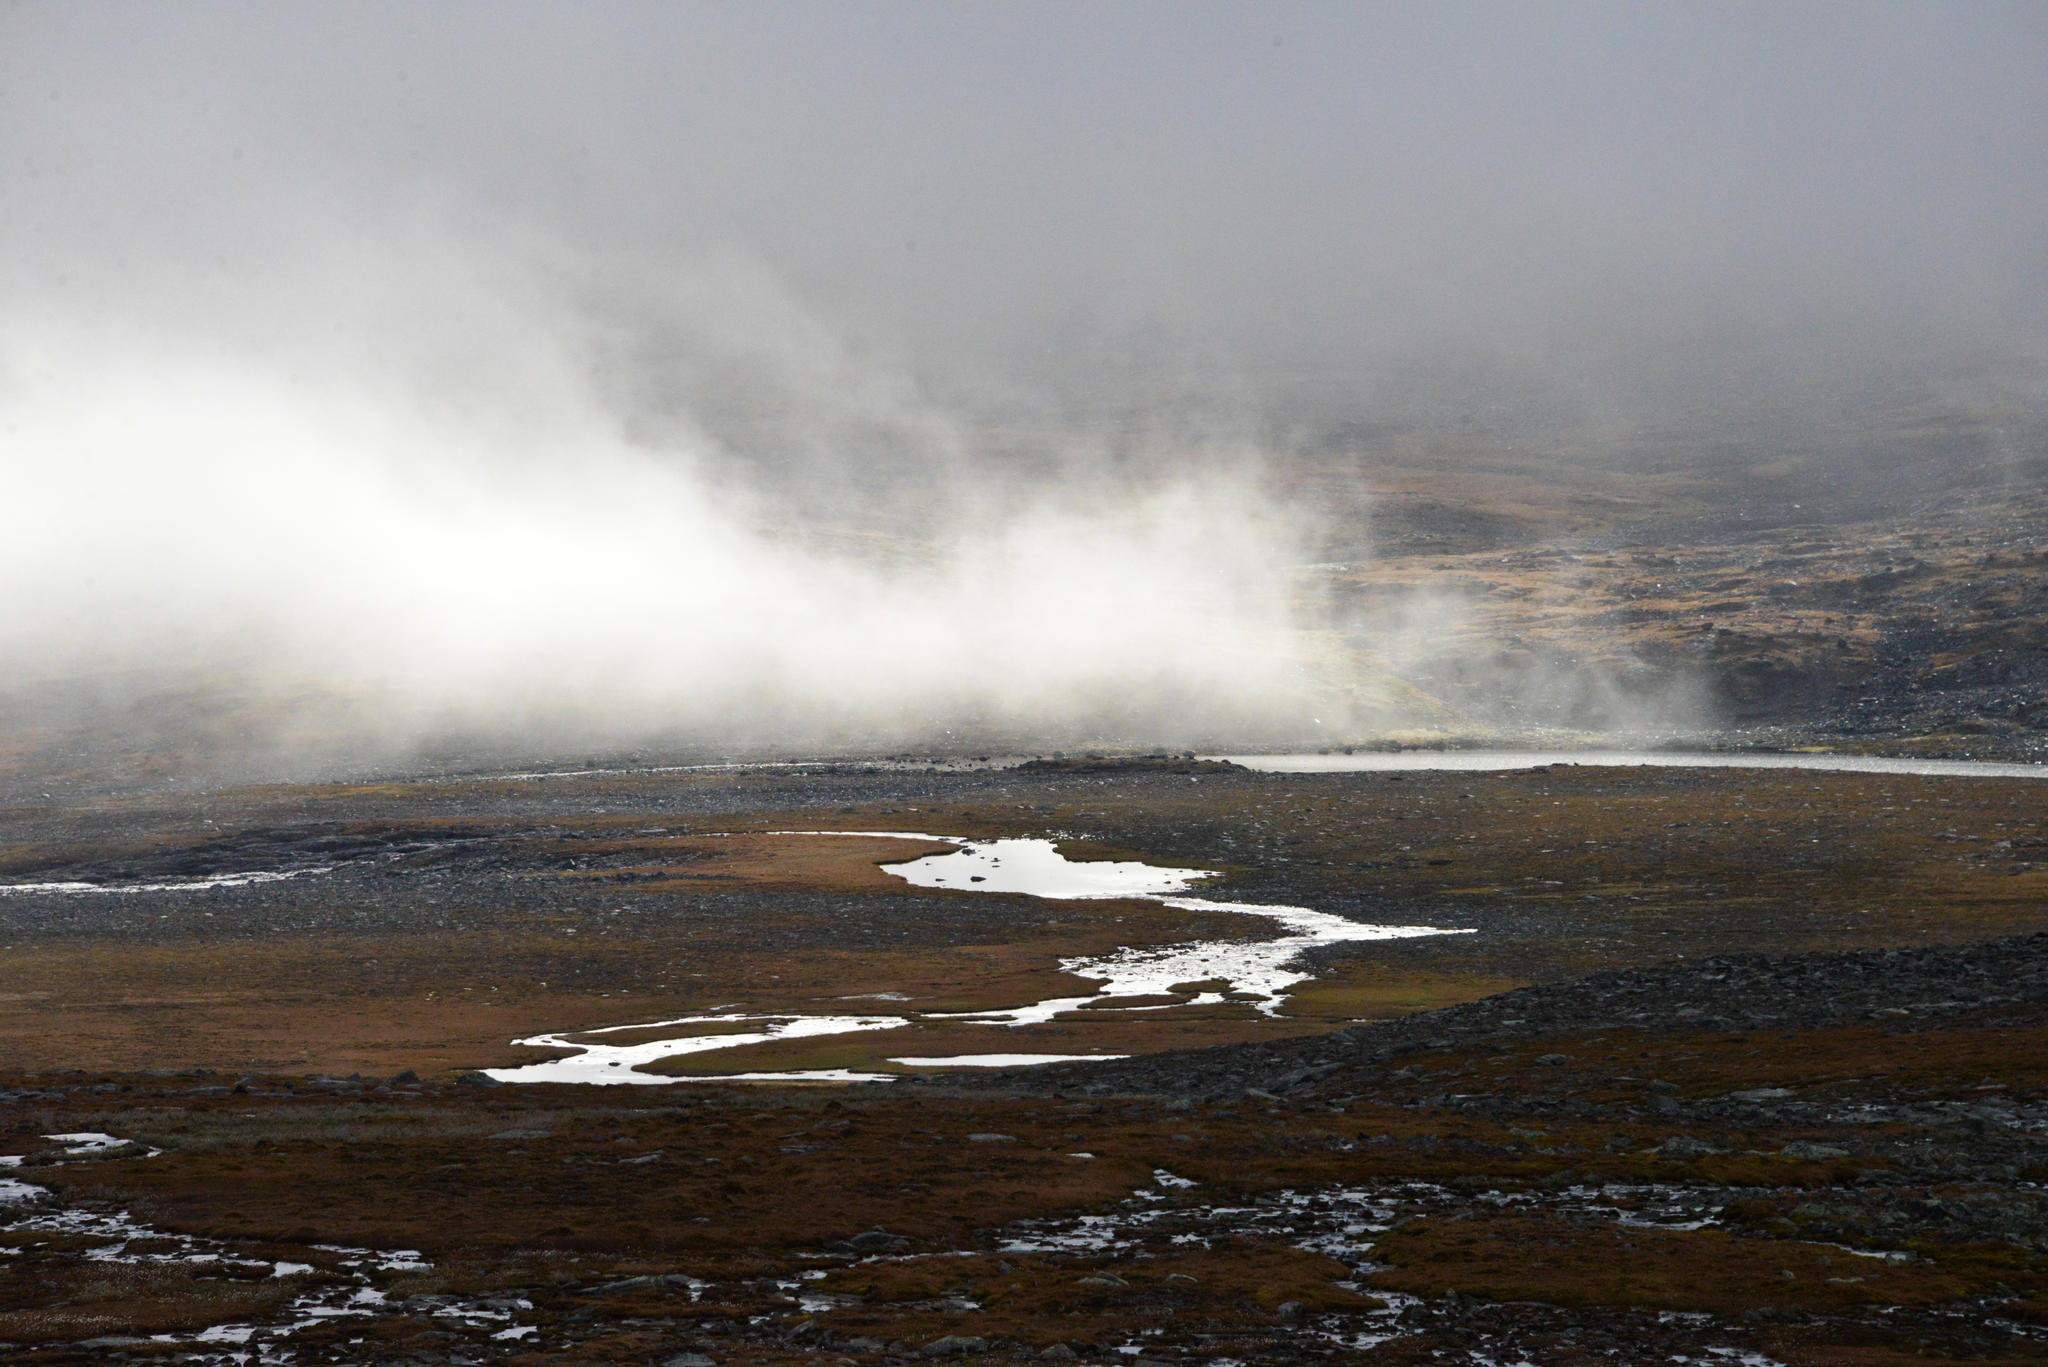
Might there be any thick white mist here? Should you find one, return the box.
[0,231,1323,763]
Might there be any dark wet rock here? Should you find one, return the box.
[584,1274,679,1294]
[455,1072,501,1088]
[919,1335,987,1357]
[1655,1136,1719,1156]
[1781,1141,1850,1159]
[848,1230,912,1251]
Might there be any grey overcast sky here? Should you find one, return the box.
[6,1,2046,429]
[2,3,2046,765]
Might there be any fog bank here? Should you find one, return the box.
[2,231,1330,771]
[3,4,2043,778]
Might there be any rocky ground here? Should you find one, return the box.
[1308,479,2048,756]
[0,754,2043,1363]
[4,930,2047,1365]
[2,454,2045,1362]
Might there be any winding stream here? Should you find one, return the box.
[485,834,1467,1086]
[0,867,334,896]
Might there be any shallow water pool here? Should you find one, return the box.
[485,833,1468,1085]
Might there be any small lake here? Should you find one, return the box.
[1209,750,2048,780]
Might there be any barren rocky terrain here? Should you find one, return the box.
[0,741,2043,1364]
[2,464,2044,1363]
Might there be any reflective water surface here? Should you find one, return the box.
[487,833,1467,1085]
[1212,749,2048,779]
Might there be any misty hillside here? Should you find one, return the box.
[2,3,2044,787]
